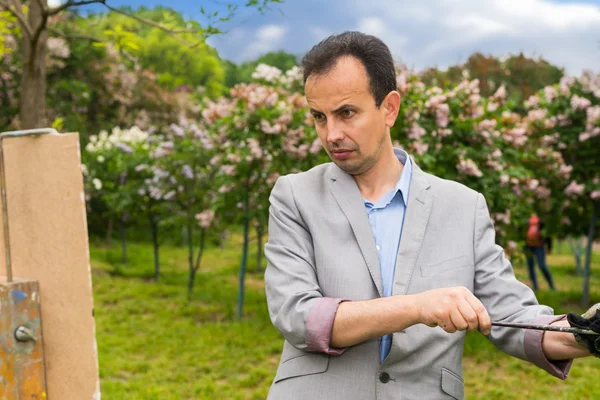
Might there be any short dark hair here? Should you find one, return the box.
[301,31,397,107]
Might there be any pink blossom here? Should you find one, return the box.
[247,138,263,159]
[195,210,215,229]
[565,180,585,196]
[500,174,510,185]
[266,172,280,186]
[425,94,447,108]
[182,165,194,179]
[559,76,575,95]
[227,153,241,163]
[527,108,547,122]
[408,123,426,140]
[163,190,176,200]
[528,179,540,190]
[437,129,452,138]
[579,132,591,142]
[411,142,429,156]
[591,191,600,200]
[478,119,497,132]
[309,138,323,154]
[544,86,558,103]
[220,165,236,175]
[492,85,506,101]
[487,101,499,112]
[435,104,450,128]
[586,106,600,128]
[261,119,282,135]
[559,164,573,178]
[524,95,540,109]
[535,186,551,200]
[456,158,483,178]
[571,95,591,110]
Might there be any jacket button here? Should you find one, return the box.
[379,372,390,383]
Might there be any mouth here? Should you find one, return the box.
[331,149,354,160]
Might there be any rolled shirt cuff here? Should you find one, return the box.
[524,314,573,380]
[305,297,350,355]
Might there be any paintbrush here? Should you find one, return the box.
[491,321,599,335]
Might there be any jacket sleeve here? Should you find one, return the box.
[472,193,572,379]
[264,176,348,355]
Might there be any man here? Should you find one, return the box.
[264,31,596,400]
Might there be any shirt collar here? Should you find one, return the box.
[394,148,412,208]
[363,148,412,208]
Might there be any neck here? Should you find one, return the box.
[354,145,402,203]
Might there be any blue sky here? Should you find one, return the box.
[53,0,600,74]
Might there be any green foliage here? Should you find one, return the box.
[421,53,564,104]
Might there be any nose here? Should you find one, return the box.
[326,118,344,144]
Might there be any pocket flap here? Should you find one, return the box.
[274,353,330,383]
[441,368,464,400]
[420,255,469,277]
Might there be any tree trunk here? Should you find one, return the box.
[150,215,160,282]
[237,185,250,319]
[20,0,48,129]
[106,216,114,248]
[256,223,263,273]
[188,228,206,300]
[582,200,599,307]
[120,216,127,264]
[567,237,583,276]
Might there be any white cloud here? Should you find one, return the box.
[348,0,600,74]
[241,24,288,61]
[47,0,63,6]
[356,17,409,63]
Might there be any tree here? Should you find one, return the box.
[0,0,279,129]
[224,50,298,87]
[420,53,563,104]
[528,72,600,305]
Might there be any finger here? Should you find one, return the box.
[449,307,469,332]
[440,319,457,333]
[456,297,479,331]
[465,294,491,335]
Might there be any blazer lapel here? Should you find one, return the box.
[328,164,383,297]
[393,162,433,296]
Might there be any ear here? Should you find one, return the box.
[383,91,401,128]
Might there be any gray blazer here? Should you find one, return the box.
[264,159,560,400]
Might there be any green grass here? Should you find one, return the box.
[92,238,600,399]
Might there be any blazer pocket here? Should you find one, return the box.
[441,368,464,400]
[274,353,330,383]
[420,255,469,278]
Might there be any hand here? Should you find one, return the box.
[414,287,491,335]
[567,303,600,358]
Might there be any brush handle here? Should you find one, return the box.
[491,321,599,335]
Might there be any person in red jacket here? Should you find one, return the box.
[525,214,556,291]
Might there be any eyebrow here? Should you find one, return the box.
[310,104,356,115]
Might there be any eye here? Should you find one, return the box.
[313,113,326,123]
[341,109,355,118]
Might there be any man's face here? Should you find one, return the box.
[305,56,398,175]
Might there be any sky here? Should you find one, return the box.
[49,0,600,75]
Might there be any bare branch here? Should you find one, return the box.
[48,0,107,17]
[48,27,105,43]
[0,0,33,38]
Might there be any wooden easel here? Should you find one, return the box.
[0,129,100,399]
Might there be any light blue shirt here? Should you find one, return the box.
[363,148,412,364]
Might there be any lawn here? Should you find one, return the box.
[91,237,599,399]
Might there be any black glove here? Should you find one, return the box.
[567,303,600,358]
